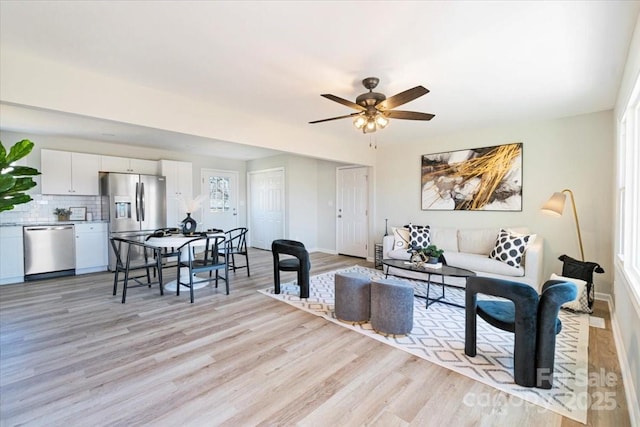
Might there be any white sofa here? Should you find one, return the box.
[382,226,544,291]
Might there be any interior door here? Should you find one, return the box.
[248,168,285,250]
[336,166,368,258]
[200,169,239,232]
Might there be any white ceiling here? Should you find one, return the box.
[1,1,638,159]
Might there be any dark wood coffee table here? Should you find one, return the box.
[382,259,476,309]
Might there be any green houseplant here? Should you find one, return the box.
[409,244,444,265]
[0,139,41,212]
[420,244,444,261]
[53,208,72,221]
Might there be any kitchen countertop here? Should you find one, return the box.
[0,220,109,227]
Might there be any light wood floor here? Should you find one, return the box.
[0,249,630,426]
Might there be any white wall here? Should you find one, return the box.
[613,13,640,425]
[316,160,339,253]
[374,110,614,294]
[247,154,347,251]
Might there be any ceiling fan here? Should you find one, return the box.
[309,77,435,133]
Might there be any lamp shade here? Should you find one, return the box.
[541,192,566,216]
[541,188,585,261]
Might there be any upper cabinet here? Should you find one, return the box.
[160,160,193,228]
[41,149,101,195]
[100,156,158,175]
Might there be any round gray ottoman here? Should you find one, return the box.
[334,272,371,323]
[370,278,414,336]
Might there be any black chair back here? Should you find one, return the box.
[110,237,164,303]
[222,227,250,276]
[272,239,310,298]
[176,235,229,303]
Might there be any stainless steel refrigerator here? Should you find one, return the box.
[100,172,167,270]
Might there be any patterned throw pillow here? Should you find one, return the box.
[409,224,430,249]
[392,227,411,249]
[488,229,533,268]
[551,273,592,314]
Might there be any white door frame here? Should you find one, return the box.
[336,165,370,258]
[247,167,286,248]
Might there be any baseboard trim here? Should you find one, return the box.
[606,295,640,427]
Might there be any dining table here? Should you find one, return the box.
[145,232,225,292]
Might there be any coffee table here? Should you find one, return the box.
[382,259,476,309]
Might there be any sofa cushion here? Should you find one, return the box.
[392,227,411,250]
[409,224,430,249]
[489,229,535,268]
[430,227,459,252]
[388,248,411,260]
[446,251,525,277]
[458,228,500,255]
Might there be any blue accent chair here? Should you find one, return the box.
[465,277,577,388]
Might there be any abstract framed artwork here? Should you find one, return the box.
[421,142,523,211]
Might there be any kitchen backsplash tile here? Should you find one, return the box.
[0,195,103,224]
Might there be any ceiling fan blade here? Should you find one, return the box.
[309,112,362,124]
[321,94,366,111]
[384,110,435,121]
[376,86,429,111]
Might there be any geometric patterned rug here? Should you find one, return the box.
[258,265,589,423]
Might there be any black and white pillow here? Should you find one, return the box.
[409,224,430,249]
[488,229,533,268]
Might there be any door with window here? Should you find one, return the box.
[200,169,239,232]
[336,166,368,258]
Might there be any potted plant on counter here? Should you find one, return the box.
[53,208,72,221]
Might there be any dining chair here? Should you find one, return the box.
[219,227,250,276]
[272,239,310,298]
[176,234,229,303]
[110,237,164,303]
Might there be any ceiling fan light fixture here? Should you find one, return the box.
[353,115,366,129]
[375,114,389,129]
[364,118,377,133]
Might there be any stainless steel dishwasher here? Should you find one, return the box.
[23,225,76,281]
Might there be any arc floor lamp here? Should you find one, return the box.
[541,189,585,261]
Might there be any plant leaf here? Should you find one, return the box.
[7,177,36,193]
[9,166,41,176]
[0,193,32,212]
[0,174,16,193]
[6,140,34,164]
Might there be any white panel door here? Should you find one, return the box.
[336,167,368,258]
[200,169,238,232]
[248,168,285,250]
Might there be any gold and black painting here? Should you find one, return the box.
[421,142,523,211]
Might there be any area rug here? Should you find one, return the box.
[259,266,589,423]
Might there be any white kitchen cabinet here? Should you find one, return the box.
[100,156,158,175]
[41,149,101,195]
[159,160,193,228]
[0,226,24,285]
[75,223,108,273]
